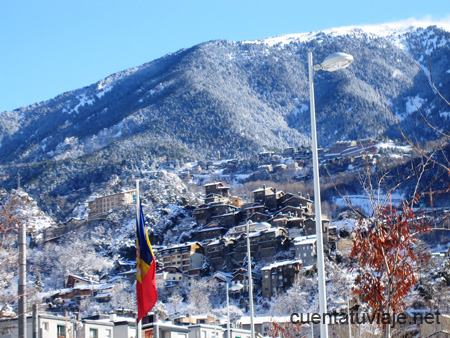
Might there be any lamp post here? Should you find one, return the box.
[308,51,353,338]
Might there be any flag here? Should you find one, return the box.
[136,203,157,323]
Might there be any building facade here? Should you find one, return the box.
[158,242,205,277]
[87,190,136,221]
[261,260,302,299]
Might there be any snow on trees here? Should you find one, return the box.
[271,271,318,315]
[187,279,214,315]
[0,190,20,316]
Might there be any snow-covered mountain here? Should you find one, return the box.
[0,21,449,216]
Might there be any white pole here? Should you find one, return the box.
[136,180,142,338]
[214,316,218,338]
[246,221,255,338]
[18,210,27,338]
[347,296,352,338]
[227,283,231,338]
[308,51,328,338]
[136,180,141,225]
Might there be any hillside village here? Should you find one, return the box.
[3,138,450,337]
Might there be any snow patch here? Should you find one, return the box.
[392,69,403,79]
[290,104,308,117]
[377,140,412,153]
[440,111,450,119]
[96,85,113,99]
[395,95,427,120]
[66,93,95,114]
[334,192,405,215]
[138,83,168,103]
[406,95,426,114]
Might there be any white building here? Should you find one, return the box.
[0,313,74,338]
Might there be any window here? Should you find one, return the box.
[42,322,49,331]
[89,328,98,338]
[57,325,66,338]
[106,329,111,338]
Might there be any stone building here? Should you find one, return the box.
[294,236,317,266]
[261,260,302,299]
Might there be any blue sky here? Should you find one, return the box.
[1,0,449,113]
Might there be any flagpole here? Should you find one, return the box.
[136,180,142,338]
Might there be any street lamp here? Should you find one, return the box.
[308,51,353,338]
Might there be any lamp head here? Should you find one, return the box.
[314,52,354,72]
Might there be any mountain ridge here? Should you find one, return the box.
[0,22,449,218]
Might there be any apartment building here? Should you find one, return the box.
[87,190,136,220]
[158,242,205,277]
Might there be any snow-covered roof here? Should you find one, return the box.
[294,235,317,245]
[229,283,244,291]
[206,239,221,246]
[237,316,291,325]
[96,283,115,290]
[118,269,136,275]
[212,210,241,217]
[252,186,274,193]
[162,242,199,250]
[244,204,265,210]
[213,271,233,279]
[204,182,223,187]
[261,259,302,271]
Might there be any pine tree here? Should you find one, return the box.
[34,272,44,293]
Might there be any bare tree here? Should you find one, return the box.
[329,138,433,338]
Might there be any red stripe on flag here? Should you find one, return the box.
[136,258,157,323]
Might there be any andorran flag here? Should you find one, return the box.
[136,203,157,323]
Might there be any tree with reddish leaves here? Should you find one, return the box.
[267,320,303,338]
[350,201,430,337]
